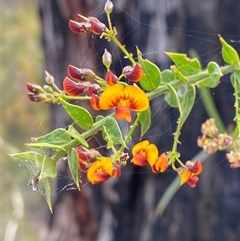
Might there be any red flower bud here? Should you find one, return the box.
[90,94,100,110]
[90,20,106,35]
[105,70,118,85]
[88,84,100,95]
[68,20,91,34]
[63,77,85,96]
[76,14,88,22]
[122,62,144,82]
[26,83,44,94]
[186,159,202,175]
[68,65,95,81]
[27,93,47,102]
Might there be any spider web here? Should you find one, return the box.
[19,2,240,206]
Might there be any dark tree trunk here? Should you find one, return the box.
[38,0,240,241]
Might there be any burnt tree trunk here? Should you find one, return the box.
[38,0,240,241]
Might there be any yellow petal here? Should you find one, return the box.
[132,140,150,155]
[123,85,149,111]
[99,84,124,110]
[146,144,158,166]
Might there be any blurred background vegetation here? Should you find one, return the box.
[2,0,49,240]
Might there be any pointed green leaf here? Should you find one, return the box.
[171,65,188,82]
[181,84,196,124]
[137,48,161,91]
[165,52,201,75]
[138,108,151,138]
[26,142,66,151]
[219,35,239,65]
[44,178,53,213]
[34,128,71,145]
[161,69,176,84]
[10,151,44,164]
[102,116,125,146]
[68,148,80,190]
[198,62,223,88]
[39,155,57,180]
[59,98,93,130]
[67,125,89,148]
[164,84,182,114]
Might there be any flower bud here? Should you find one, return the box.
[68,65,95,81]
[217,133,232,150]
[186,159,202,175]
[45,71,54,85]
[26,83,44,94]
[202,139,218,154]
[88,84,100,95]
[201,118,219,138]
[90,20,106,35]
[43,85,54,93]
[104,0,114,14]
[122,63,144,82]
[28,93,47,102]
[76,14,88,22]
[105,70,118,85]
[90,94,100,110]
[68,20,91,34]
[63,77,85,96]
[102,49,112,69]
[76,146,101,163]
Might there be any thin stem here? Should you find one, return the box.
[118,113,141,153]
[106,13,113,32]
[232,72,240,137]
[63,95,91,101]
[111,35,136,65]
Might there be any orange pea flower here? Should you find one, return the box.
[99,84,149,122]
[179,159,202,188]
[87,157,113,184]
[152,153,169,173]
[131,140,158,166]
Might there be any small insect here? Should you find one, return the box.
[28,171,40,191]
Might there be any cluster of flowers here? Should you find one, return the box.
[76,139,202,187]
[26,0,203,188]
[198,118,240,168]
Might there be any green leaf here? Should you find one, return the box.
[26,142,66,151]
[161,69,176,84]
[164,85,182,114]
[165,52,201,75]
[39,155,57,180]
[180,84,196,124]
[34,128,71,145]
[198,62,223,88]
[219,35,239,65]
[59,98,93,130]
[164,84,195,123]
[138,107,151,138]
[102,116,125,146]
[137,48,161,91]
[67,125,89,148]
[171,65,188,82]
[68,148,80,190]
[10,151,44,164]
[44,178,53,213]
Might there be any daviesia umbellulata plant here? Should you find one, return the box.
[10,0,240,211]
